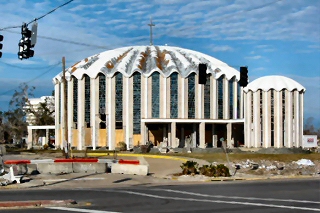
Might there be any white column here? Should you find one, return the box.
[91,77,99,150]
[163,124,167,145]
[107,77,115,150]
[60,79,66,147]
[192,124,197,147]
[180,125,185,147]
[178,75,184,118]
[211,77,217,119]
[166,78,170,118]
[198,83,204,119]
[67,78,73,147]
[27,128,32,148]
[244,92,251,147]
[141,122,147,145]
[223,77,229,119]
[77,78,85,150]
[171,122,177,148]
[141,75,147,119]
[253,92,260,147]
[299,93,304,147]
[45,129,49,146]
[227,123,232,147]
[123,77,129,147]
[285,90,293,147]
[233,79,238,119]
[274,91,281,148]
[262,91,271,148]
[199,122,205,148]
[54,82,60,148]
[128,77,133,148]
[147,76,152,118]
[240,87,244,119]
[294,90,300,148]
[212,124,217,147]
[160,75,166,118]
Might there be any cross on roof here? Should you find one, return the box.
[148,17,155,46]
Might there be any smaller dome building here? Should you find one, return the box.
[243,75,305,148]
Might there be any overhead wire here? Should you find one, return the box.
[0,61,61,70]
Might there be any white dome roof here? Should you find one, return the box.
[53,45,239,83]
[244,75,306,92]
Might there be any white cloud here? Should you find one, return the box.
[245,55,262,60]
[211,45,234,52]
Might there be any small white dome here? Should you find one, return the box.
[244,75,306,92]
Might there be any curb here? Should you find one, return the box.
[0,200,76,208]
[87,153,187,162]
[4,158,114,164]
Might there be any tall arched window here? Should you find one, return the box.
[72,76,78,127]
[84,75,91,128]
[204,74,211,119]
[170,72,178,118]
[217,76,224,119]
[115,72,123,129]
[151,72,160,118]
[98,73,106,129]
[133,72,141,134]
[188,73,195,118]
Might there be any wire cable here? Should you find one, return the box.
[0,61,61,70]
[0,62,61,96]
[0,0,74,31]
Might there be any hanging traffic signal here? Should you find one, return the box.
[0,34,3,58]
[239,66,248,87]
[18,23,34,60]
[198,63,207,84]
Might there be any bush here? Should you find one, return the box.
[117,141,127,151]
[180,160,199,175]
[182,162,231,177]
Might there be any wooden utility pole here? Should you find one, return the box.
[62,57,69,158]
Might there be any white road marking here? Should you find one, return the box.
[46,207,121,213]
[154,188,320,204]
[95,189,320,212]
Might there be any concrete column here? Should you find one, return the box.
[141,75,147,119]
[178,75,184,118]
[299,93,304,147]
[274,91,282,148]
[141,122,146,145]
[262,91,271,148]
[253,92,260,147]
[77,78,85,150]
[90,77,99,150]
[166,78,170,118]
[212,124,217,147]
[163,124,167,145]
[123,77,130,148]
[45,129,49,146]
[107,77,116,150]
[211,77,217,119]
[192,124,197,147]
[240,87,244,119]
[54,82,60,147]
[67,78,73,147]
[147,76,152,118]
[128,77,133,148]
[171,122,177,148]
[227,123,232,148]
[223,77,229,119]
[233,79,238,119]
[160,75,166,118]
[104,75,108,147]
[199,122,205,148]
[285,90,293,147]
[198,83,204,119]
[60,79,66,147]
[244,92,251,147]
[294,90,300,148]
[27,128,32,148]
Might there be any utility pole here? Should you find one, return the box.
[62,56,69,158]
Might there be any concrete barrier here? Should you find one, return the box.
[111,158,149,176]
[72,163,107,173]
[37,163,73,174]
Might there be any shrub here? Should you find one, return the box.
[43,144,49,150]
[117,141,127,151]
[199,164,217,177]
[180,160,199,175]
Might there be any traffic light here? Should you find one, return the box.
[0,34,3,58]
[18,23,34,60]
[198,63,207,84]
[239,66,248,87]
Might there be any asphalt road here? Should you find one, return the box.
[0,178,319,213]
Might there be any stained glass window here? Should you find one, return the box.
[84,75,90,127]
[170,73,178,118]
[133,73,141,134]
[188,73,195,118]
[115,73,123,129]
[152,72,160,118]
[204,74,211,119]
[73,77,78,124]
[217,76,224,119]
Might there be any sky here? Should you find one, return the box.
[0,0,319,127]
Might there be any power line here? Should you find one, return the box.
[0,62,61,96]
[0,61,61,70]
[0,0,74,31]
